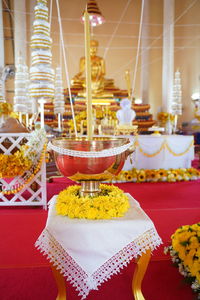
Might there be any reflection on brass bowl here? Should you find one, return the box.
[51,137,134,196]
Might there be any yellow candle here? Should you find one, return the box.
[84,11,93,140]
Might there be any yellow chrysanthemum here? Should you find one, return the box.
[56,184,130,220]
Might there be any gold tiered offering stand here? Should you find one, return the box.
[40,101,156,135]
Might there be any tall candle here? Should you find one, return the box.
[84,10,93,140]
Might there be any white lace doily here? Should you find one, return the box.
[35,194,162,299]
[36,227,161,299]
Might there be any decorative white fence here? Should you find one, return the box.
[0,133,47,208]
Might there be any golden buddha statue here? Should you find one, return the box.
[71,40,116,97]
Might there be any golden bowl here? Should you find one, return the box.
[51,137,132,180]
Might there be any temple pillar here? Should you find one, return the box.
[14,0,27,64]
[162,0,174,112]
[140,0,149,105]
[0,0,4,69]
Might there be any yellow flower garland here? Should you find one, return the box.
[135,139,194,157]
[56,184,130,220]
[112,168,200,183]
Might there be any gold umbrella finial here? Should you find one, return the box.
[81,0,105,27]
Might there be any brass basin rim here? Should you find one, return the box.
[49,138,133,158]
[51,136,129,142]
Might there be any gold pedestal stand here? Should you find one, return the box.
[132,250,151,300]
[51,249,151,300]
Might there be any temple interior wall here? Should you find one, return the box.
[3,0,200,123]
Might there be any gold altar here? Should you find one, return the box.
[71,40,118,98]
[69,39,128,103]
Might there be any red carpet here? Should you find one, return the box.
[0,178,199,299]
[0,261,195,300]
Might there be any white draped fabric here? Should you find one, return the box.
[123,135,194,170]
[36,194,162,299]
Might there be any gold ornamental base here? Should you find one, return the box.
[80,181,100,197]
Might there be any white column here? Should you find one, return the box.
[162,0,174,113]
[140,0,149,104]
[0,0,5,69]
[14,0,27,64]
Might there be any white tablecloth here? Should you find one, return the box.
[35,194,162,299]
[123,135,194,170]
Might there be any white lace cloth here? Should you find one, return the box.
[123,135,194,170]
[35,194,162,299]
